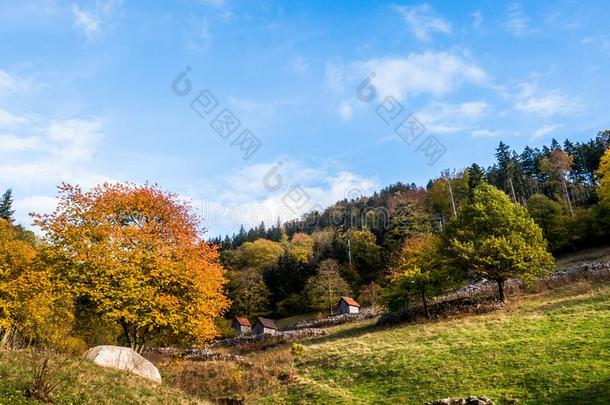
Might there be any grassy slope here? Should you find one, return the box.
[264,283,610,404]
[0,351,207,405]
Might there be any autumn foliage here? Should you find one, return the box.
[34,183,229,351]
[0,219,74,349]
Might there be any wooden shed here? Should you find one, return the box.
[338,296,360,314]
[253,317,278,335]
[232,316,252,335]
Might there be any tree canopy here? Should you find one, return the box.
[445,184,554,301]
[34,183,229,351]
[305,259,351,315]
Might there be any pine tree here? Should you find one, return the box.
[466,164,486,201]
[0,189,15,221]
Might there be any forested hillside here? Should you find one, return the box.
[215,131,610,319]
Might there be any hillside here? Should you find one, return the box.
[0,351,207,405]
[261,282,610,404]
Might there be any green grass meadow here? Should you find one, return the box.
[264,282,610,404]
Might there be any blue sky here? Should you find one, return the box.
[1,0,609,237]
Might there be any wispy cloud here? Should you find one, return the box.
[580,35,610,54]
[471,11,484,30]
[0,108,31,127]
[185,18,213,54]
[505,3,538,37]
[72,1,121,41]
[0,115,108,187]
[355,51,487,102]
[417,101,489,134]
[338,101,353,121]
[325,51,487,121]
[471,129,499,138]
[394,4,451,42]
[0,70,31,95]
[514,81,580,116]
[192,159,379,234]
[531,123,562,140]
[0,134,41,152]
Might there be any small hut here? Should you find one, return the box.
[338,296,360,314]
[253,317,278,335]
[232,316,251,335]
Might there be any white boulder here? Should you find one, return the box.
[84,345,162,383]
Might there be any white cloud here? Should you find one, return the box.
[514,82,580,116]
[0,70,31,96]
[194,159,379,234]
[0,134,40,152]
[338,101,353,121]
[531,123,562,140]
[325,61,347,95]
[395,4,451,42]
[356,52,487,102]
[72,5,99,38]
[72,1,120,40]
[580,35,610,54]
[47,118,104,161]
[471,11,484,29]
[0,116,106,186]
[471,129,499,138]
[417,101,489,134]
[0,108,31,127]
[186,19,213,54]
[505,3,538,37]
[15,195,59,219]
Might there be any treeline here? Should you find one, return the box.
[220,131,610,319]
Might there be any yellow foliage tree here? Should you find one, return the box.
[34,183,230,351]
[0,219,74,349]
[0,218,37,336]
[289,232,315,263]
[598,148,610,201]
[236,239,283,271]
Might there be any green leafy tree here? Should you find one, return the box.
[526,194,570,252]
[0,189,15,221]
[348,229,384,285]
[386,234,453,317]
[229,270,270,317]
[383,204,416,261]
[445,184,554,302]
[305,259,351,315]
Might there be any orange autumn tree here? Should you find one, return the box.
[34,183,229,351]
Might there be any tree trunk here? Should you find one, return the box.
[497,279,506,302]
[561,177,574,217]
[446,178,457,217]
[119,319,134,350]
[421,291,430,318]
